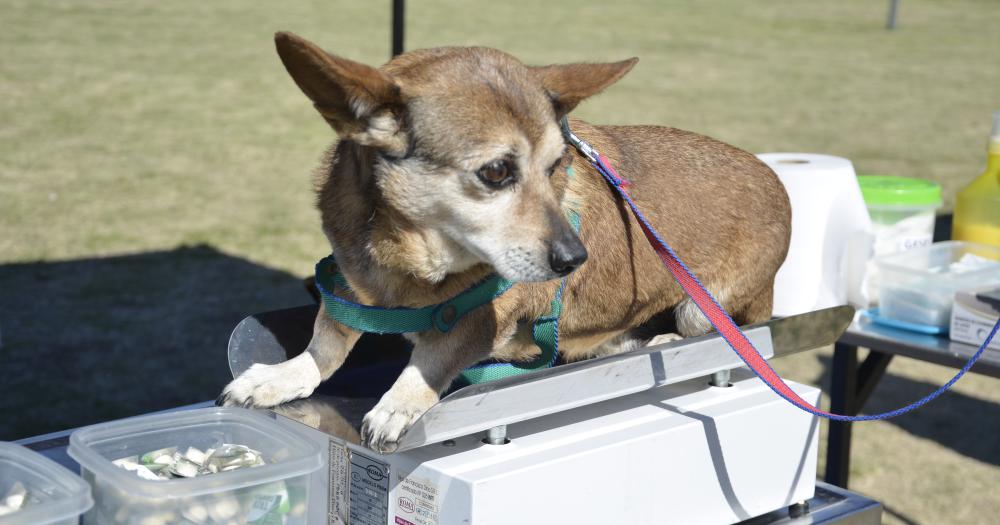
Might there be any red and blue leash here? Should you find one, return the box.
[561,119,1000,421]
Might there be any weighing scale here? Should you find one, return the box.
[228,304,882,524]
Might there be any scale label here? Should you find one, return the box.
[394,475,439,525]
[328,439,349,524]
[349,451,390,525]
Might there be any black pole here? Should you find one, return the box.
[392,0,405,56]
[886,0,900,30]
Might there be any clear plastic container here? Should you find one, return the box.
[877,241,1000,328]
[857,175,942,304]
[859,175,942,253]
[0,442,93,525]
[67,407,321,525]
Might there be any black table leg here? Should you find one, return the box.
[825,342,858,488]
[825,344,895,489]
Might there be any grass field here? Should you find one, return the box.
[2,1,999,523]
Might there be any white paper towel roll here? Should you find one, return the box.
[757,153,873,316]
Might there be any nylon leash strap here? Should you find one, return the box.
[561,117,1000,422]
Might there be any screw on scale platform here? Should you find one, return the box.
[788,500,809,518]
[709,369,732,387]
[483,425,509,445]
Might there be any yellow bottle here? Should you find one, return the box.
[953,110,1000,246]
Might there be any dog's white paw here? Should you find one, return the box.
[217,352,321,408]
[645,332,684,347]
[360,396,429,454]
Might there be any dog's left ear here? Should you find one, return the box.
[275,31,407,156]
[530,58,638,120]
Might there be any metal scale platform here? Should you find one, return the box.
[228,304,882,525]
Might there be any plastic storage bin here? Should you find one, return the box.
[67,407,322,525]
[0,442,93,525]
[877,241,1000,329]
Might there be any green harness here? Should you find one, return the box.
[315,167,581,384]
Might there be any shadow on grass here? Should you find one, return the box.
[817,354,1000,467]
[0,245,313,440]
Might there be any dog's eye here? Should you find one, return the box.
[477,159,515,188]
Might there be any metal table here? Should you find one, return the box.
[824,313,1000,488]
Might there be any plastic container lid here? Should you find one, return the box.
[0,442,93,525]
[67,407,322,499]
[857,175,942,207]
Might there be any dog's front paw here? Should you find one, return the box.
[217,353,321,408]
[360,396,432,454]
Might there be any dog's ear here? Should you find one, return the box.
[530,58,638,119]
[275,31,407,156]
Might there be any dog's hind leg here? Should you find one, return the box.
[673,283,775,339]
[732,285,775,325]
[645,332,684,347]
[218,306,361,408]
[674,294,716,338]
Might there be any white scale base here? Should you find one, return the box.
[284,369,820,525]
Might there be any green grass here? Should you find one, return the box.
[2,1,999,523]
[3,0,999,269]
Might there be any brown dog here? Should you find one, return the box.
[220,32,791,453]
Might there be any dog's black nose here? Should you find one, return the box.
[549,235,588,276]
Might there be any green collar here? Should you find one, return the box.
[314,257,514,334]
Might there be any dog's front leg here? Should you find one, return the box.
[218,305,361,408]
[361,325,495,453]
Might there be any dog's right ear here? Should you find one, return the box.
[530,58,638,120]
[275,31,407,156]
